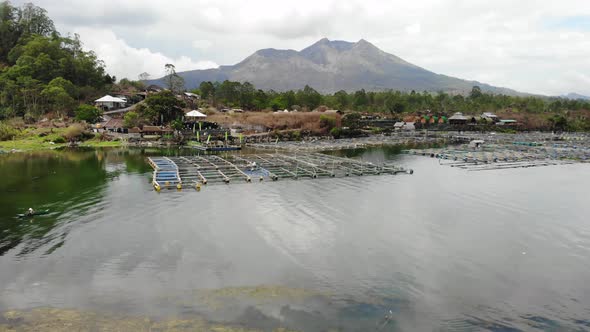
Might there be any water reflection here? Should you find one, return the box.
[0,148,589,331]
[0,151,109,256]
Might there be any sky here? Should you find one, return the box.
[13,0,590,96]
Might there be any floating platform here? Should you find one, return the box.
[192,145,242,152]
[404,141,589,171]
[147,153,412,191]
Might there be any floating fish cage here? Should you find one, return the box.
[147,153,413,191]
[404,139,589,171]
[247,134,442,152]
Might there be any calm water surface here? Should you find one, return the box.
[1,147,589,331]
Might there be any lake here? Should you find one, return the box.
[1,147,589,331]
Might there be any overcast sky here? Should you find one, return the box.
[13,0,590,95]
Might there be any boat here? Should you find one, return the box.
[17,209,50,218]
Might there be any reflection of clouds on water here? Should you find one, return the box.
[2,149,590,331]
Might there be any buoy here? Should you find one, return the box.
[176,183,182,190]
[155,184,161,192]
[196,183,201,190]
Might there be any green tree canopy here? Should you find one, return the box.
[0,2,112,120]
[141,90,186,124]
[74,104,102,123]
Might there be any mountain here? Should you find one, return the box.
[563,93,590,100]
[149,38,521,95]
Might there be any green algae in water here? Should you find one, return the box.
[0,308,300,332]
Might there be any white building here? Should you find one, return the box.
[95,95,127,110]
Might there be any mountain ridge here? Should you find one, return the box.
[563,93,590,100]
[149,38,523,95]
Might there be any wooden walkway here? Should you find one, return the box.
[147,153,412,191]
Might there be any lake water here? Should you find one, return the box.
[1,148,590,331]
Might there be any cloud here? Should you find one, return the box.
[12,0,590,95]
[192,40,213,50]
[75,28,218,80]
[405,23,421,35]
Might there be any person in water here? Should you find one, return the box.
[27,208,35,216]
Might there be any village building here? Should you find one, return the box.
[481,112,499,123]
[103,118,124,132]
[448,112,468,125]
[183,92,200,100]
[95,95,127,110]
[146,85,164,93]
[142,125,173,136]
[497,119,518,126]
[324,109,342,115]
[394,121,415,131]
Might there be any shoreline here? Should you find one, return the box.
[1,131,588,154]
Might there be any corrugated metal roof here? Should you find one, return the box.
[95,95,126,103]
[449,112,467,120]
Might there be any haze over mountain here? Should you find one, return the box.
[150,38,522,95]
[563,93,590,100]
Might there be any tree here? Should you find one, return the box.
[549,114,568,131]
[217,80,241,105]
[353,89,368,108]
[74,104,102,123]
[297,85,321,110]
[138,72,150,81]
[17,3,56,37]
[385,95,405,116]
[334,90,349,110]
[470,86,483,99]
[164,63,185,93]
[239,82,256,109]
[171,118,183,131]
[0,1,20,62]
[41,85,75,116]
[343,112,362,129]
[142,90,185,124]
[199,81,215,101]
[123,111,139,128]
[46,77,76,97]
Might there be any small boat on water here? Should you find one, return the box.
[17,209,50,218]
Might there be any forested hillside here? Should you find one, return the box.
[0,1,113,121]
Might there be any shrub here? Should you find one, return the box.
[0,122,19,141]
[75,105,103,123]
[53,136,66,144]
[7,117,25,128]
[63,124,85,141]
[123,111,139,128]
[330,127,342,138]
[320,114,337,130]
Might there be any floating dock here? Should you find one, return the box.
[147,153,412,191]
[147,157,182,190]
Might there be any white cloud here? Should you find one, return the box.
[75,28,218,80]
[405,23,421,35]
[192,40,213,50]
[14,0,590,95]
